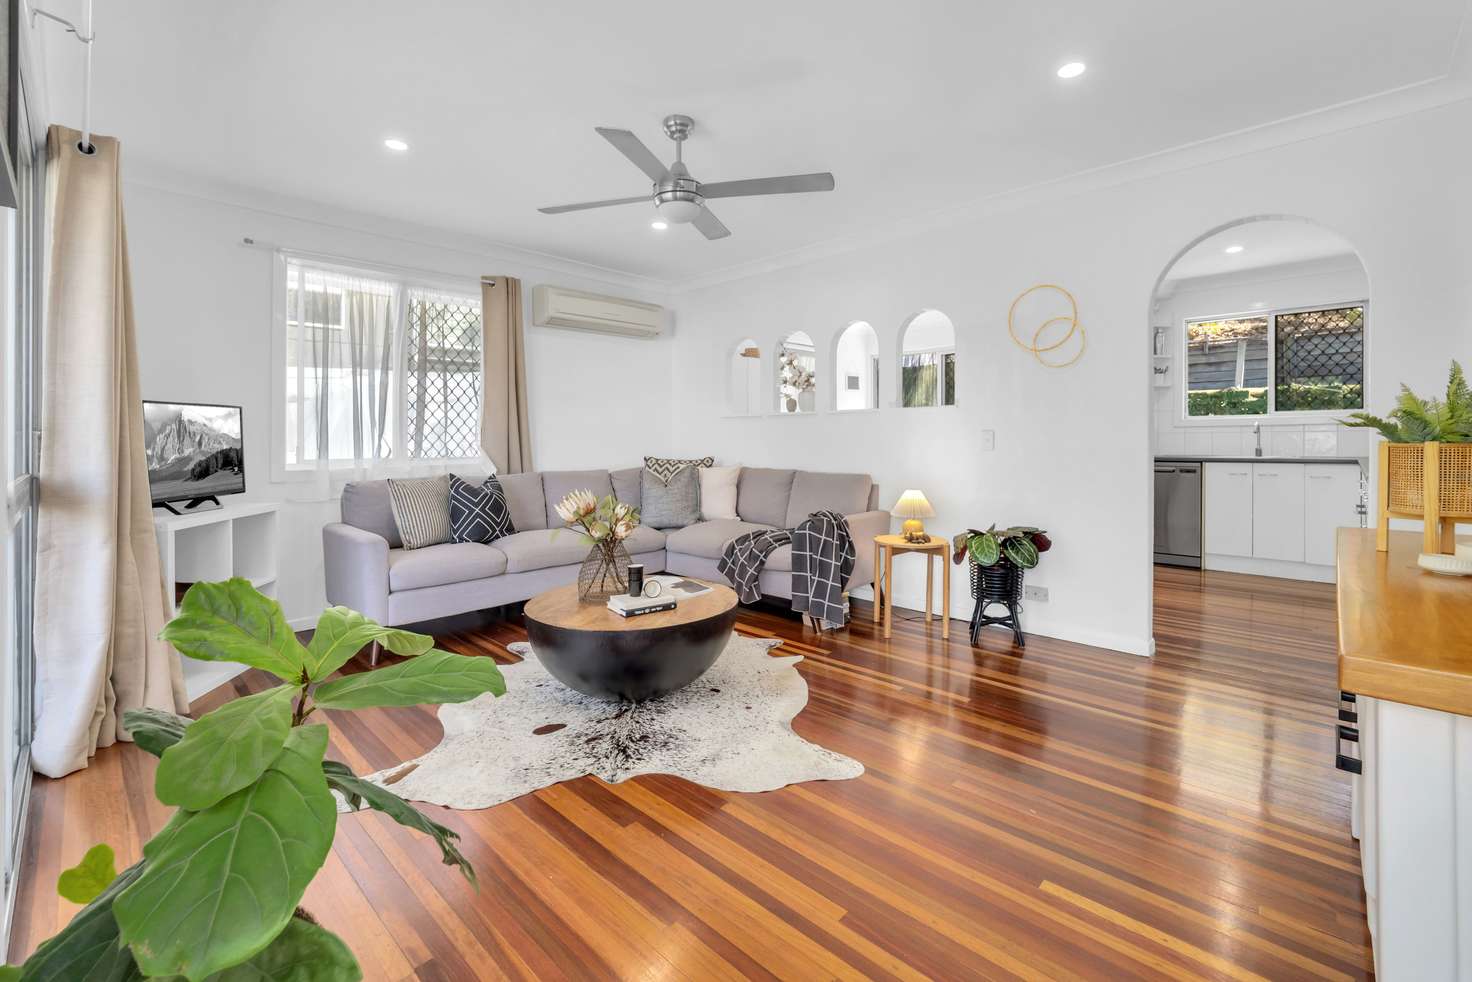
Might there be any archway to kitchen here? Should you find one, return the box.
[1147,215,1370,648]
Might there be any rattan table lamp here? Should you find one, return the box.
[891,490,936,543]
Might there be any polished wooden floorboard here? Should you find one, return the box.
[10,567,1372,980]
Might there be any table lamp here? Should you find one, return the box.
[891,489,936,543]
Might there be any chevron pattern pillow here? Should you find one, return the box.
[448,474,516,544]
[643,455,714,485]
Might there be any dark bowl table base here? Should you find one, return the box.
[522,580,740,702]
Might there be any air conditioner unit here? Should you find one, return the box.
[532,285,665,339]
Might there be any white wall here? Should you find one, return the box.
[668,97,1472,657]
[1152,256,1373,458]
[123,179,674,637]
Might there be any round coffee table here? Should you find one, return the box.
[522,579,739,702]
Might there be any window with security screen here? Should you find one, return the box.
[1185,302,1365,418]
[278,256,483,469]
[404,289,483,459]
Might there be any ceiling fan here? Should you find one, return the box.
[538,114,835,240]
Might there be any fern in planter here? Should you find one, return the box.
[2,578,505,981]
[1342,360,1472,442]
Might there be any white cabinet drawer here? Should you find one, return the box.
[1304,464,1361,566]
[1203,463,1253,557]
[1252,463,1305,562]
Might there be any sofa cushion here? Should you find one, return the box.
[737,468,796,528]
[644,455,713,484]
[498,472,547,531]
[491,525,664,575]
[541,470,614,529]
[449,474,516,544]
[665,519,774,560]
[388,541,508,591]
[640,465,701,529]
[700,465,741,521]
[340,480,402,548]
[610,467,642,509]
[387,475,451,550]
[784,471,874,528]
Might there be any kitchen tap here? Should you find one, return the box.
[1253,422,1263,457]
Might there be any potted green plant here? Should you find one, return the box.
[952,526,1051,647]
[2,578,505,981]
[1343,360,1472,553]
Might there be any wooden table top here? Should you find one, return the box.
[523,579,737,634]
[1337,528,1472,716]
[874,533,947,552]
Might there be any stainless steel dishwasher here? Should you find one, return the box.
[1154,461,1202,568]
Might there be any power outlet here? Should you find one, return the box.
[1023,584,1049,603]
[980,429,995,451]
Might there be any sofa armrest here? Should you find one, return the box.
[323,523,391,623]
[843,510,893,589]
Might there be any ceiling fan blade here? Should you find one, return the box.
[595,127,669,183]
[692,207,731,240]
[537,195,649,215]
[700,172,835,199]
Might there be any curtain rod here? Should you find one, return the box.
[239,237,494,287]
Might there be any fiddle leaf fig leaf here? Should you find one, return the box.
[312,650,505,711]
[56,844,119,905]
[323,760,475,885]
[21,860,145,982]
[154,686,295,811]
[122,708,191,758]
[195,917,361,982]
[159,579,308,681]
[304,607,434,681]
[115,725,336,981]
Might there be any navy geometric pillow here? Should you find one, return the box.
[448,474,516,544]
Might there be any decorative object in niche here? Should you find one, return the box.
[1009,284,1086,368]
[776,330,817,413]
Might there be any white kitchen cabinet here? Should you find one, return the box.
[1304,464,1362,566]
[1251,462,1305,562]
[1203,463,1253,557]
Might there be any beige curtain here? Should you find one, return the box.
[479,275,532,473]
[31,126,188,779]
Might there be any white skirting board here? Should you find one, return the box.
[1203,553,1336,583]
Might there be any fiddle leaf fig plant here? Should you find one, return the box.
[5,578,506,981]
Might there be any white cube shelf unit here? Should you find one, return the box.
[154,502,280,613]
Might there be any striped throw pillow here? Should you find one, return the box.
[643,455,714,485]
[387,475,451,550]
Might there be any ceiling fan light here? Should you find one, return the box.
[656,198,703,224]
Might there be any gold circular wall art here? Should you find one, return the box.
[1008,284,1086,368]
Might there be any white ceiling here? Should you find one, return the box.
[38,0,1468,282]
[1160,220,1361,285]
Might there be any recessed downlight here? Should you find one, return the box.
[1056,61,1086,79]
[650,219,669,231]
[383,138,409,152]
[1224,244,1245,254]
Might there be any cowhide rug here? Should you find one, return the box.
[343,634,863,811]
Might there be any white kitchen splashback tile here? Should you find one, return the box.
[1268,426,1305,457]
[1157,430,1186,454]
[1304,424,1338,456]
[1211,429,1245,456]
[1338,425,1372,457]
[1185,429,1213,455]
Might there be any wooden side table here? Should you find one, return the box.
[872,533,950,640]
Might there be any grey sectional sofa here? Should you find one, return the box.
[322,466,890,627]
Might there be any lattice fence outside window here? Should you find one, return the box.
[1274,305,1364,411]
[404,288,483,459]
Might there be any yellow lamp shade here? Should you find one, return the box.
[890,489,935,542]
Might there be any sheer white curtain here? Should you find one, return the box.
[284,261,454,498]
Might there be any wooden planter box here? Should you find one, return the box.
[1377,441,1472,554]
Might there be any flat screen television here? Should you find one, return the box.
[143,401,245,513]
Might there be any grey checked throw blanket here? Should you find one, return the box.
[717,510,855,629]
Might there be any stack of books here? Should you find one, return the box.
[606,593,677,618]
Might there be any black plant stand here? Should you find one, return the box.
[969,558,1025,648]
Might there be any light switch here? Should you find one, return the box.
[980,430,995,451]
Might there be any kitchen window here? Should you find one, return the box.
[1184,303,1364,418]
[276,255,483,473]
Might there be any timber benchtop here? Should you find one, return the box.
[1337,528,1472,717]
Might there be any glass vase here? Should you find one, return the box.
[578,540,632,604]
